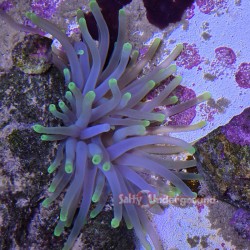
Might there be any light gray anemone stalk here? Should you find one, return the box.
[9,0,210,249]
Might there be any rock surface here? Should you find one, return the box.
[195,108,250,210]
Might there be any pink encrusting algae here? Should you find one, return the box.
[196,0,228,14]
[31,0,61,19]
[215,47,236,66]
[176,43,203,70]
[235,63,250,89]
[185,4,195,19]
[221,107,250,146]
[0,0,13,11]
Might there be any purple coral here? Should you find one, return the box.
[3,1,211,249]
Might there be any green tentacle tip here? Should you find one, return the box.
[111,218,120,228]
[92,193,99,203]
[77,49,84,55]
[49,104,56,112]
[59,101,66,108]
[41,135,49,141]
[65,91,72,98]
[92,154,102,165]
[108,78,117,88]
[25,12,37,21]
[192,192,198,198]
[78,17,86,27]
[132,50,139,57]
[33,124,43,133]
[148,80,155,89]
[102,162,111,171]
[198,121,207,128]
[85,91,96,103]
[90,210,98,219]
[202,92,211,100]
[123,92,131,100]
[153,37,161,45]
[25,12,32,18]
[60,212,67,222]
[48,164,55,174]
[48,184,56,193]
[68,82,76,90]
[170,96,178,103]
[177,43,184,51]
[175,75,183,81]
[123,42,132,51]
[54,226,63,237]
[188,146,196,155]
[142,120,150,127]
[156,113,165,122]
[119,9,126,16]
[65,163,73,173]
[169,65,177,73]
[42,198,50,208]
[89,0,97,9]
[63,68,70,75]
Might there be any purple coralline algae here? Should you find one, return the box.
[196,0,215,14]
[230,208,250,240]
[176,43,203,70]
[0,0,13,11]
[221,107,250,146]
[215,46,236,66]
[31,0,61,19]
[196,0,228,14]
[185,4,196,20]
[235,63,250,89]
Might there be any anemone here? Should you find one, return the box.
[6,1,210,249]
